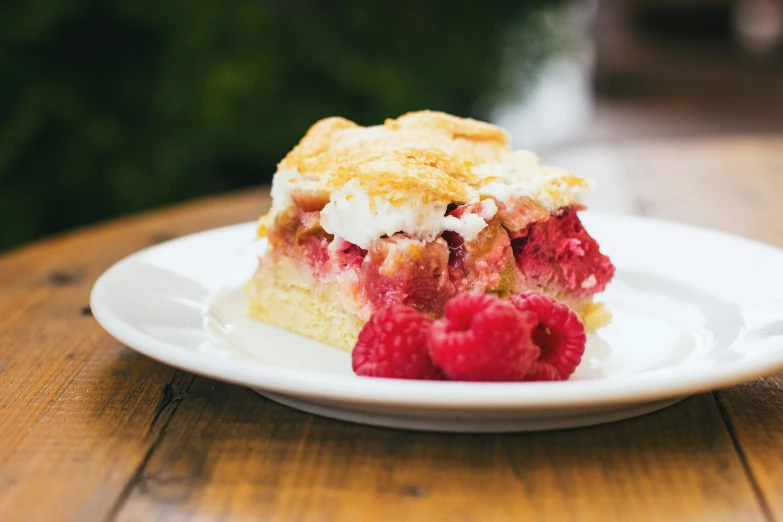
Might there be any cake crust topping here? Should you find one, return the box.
[262,110,593,248]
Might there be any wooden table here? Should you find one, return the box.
[1,136,782,522]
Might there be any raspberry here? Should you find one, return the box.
[427,293,539,381]
[352,305,442,379]
[509,291,587,381]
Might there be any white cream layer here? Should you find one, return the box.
[472,151,593,211]
[319,180,500,249]
[269,151,592,249]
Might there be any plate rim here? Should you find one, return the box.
[90,214,783,410]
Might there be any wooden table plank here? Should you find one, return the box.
[115,378,765,522]
[718,381,783,518]
[619,137,783,245]
[0,191,269,521]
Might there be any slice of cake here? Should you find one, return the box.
[247,110,615,350]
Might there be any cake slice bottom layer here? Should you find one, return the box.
[246,255,611,352]
[246,256,363,351]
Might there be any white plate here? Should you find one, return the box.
[91,214,783,432]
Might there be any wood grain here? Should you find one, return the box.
[619,136,783,244]
[0,190,269,521]
[115,379,764,522]
[1,136,782,521]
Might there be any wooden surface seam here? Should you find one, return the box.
[103,371,196,522]
[712,391,776,522]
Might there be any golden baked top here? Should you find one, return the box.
[280,111,508,172]
[274,110,589,206]
[260,110,594,248]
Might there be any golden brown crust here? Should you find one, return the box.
[275,110,517,205]
[385,110,510,143]
[327,155,473,205]
[278,117,359,173]
[263,110,594,252]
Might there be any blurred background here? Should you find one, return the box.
[1,0,782,251]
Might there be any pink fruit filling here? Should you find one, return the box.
[265,192,613,319]
[332,240,367,271]
[267,197,334,279]
[511,207,615,297]
[358,236,454,317]
[443,218,512,294]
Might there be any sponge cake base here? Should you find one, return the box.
[246,257,363,352]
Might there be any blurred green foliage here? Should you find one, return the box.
[0,0,565,250]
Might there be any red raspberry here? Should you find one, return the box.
[427,293,539,381]
[352,305,442,379]
[509,291,587,381]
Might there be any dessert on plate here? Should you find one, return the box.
[246,110,614,354]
